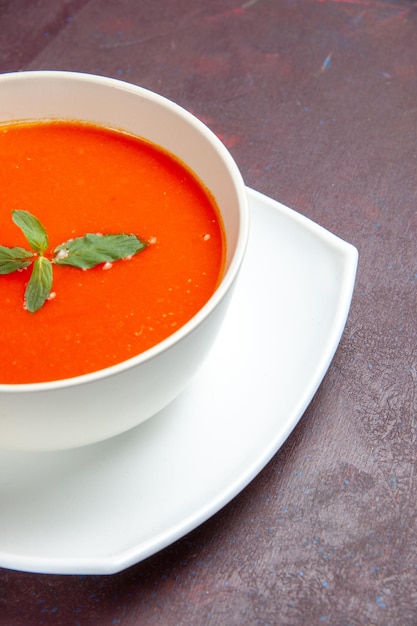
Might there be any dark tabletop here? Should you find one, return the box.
[1,1,416,624]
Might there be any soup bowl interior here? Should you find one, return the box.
[0,71,248,451]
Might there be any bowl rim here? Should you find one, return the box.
[0,70,249,393]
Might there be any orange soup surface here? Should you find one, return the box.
[0,121,225,384]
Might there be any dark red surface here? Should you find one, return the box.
[1,1,416,624]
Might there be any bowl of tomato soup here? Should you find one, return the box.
[0,71,248,450]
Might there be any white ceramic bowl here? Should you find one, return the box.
[0,70,249,450]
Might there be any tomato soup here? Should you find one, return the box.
[0,121,225,384]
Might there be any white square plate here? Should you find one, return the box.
[0,188,358,575]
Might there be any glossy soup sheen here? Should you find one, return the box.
[0,121,225,384]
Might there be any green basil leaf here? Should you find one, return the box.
[0,245,33,274]
[24,256,53,313]
[53,233,147,269]
[12,210,49,255]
